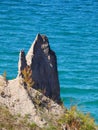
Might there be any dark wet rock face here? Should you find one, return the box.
[18,34,61,103]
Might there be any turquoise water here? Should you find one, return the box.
[0,0,98,122]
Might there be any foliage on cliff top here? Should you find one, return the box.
[58,106,98,130]
[0,104,98,130]
[0,105,41,130]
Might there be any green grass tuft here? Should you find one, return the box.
[58,106,97,130]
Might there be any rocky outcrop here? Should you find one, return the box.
[0,33,64,128]
[0,34,98,130]
[18,34,61,103]
[0,77,64,128]
[18,50,27,76]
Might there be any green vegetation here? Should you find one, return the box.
[0,71,8,87]
[2,71,7,80]
[45,125,57,130]
[0,102,98,130]
[58,106,98,130]
[28,122,40,130]
[0,105,41,130]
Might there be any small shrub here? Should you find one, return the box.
[21,66,34,89]
[0,71,8,86]
[28,122,37,129]
[58,106,97,130]
[2,71,7,80]
[46,125,57,130]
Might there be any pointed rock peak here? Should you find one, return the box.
[26,33,44,65]
[20,50,26,59]
[27,34,50,57]
[18,34,61,103]
[36,33,43,43]
[36,34,49,46]
[18,50,27,76]
[26,34,42,66]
